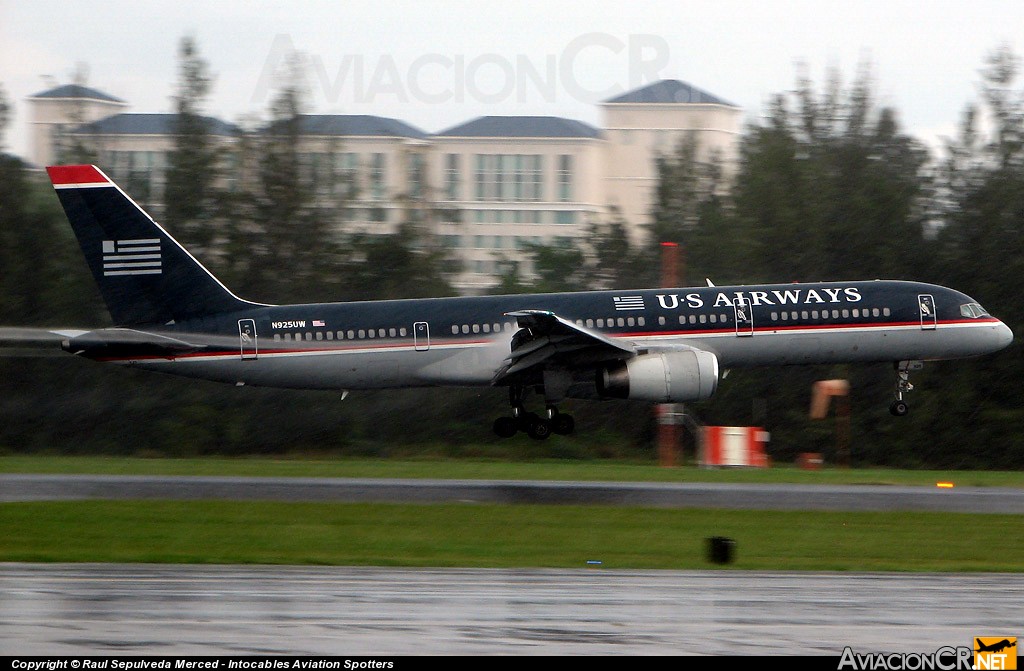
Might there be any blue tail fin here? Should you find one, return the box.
[47,165,259,326]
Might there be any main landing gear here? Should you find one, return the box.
[889,360,922,417]
[493,385,575,440]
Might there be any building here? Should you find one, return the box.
[431,115,605,291]
[26,84,128,169]
[601,80,743,242]
[25,79,741,293]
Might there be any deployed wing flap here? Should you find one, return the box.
[494,310,635,385]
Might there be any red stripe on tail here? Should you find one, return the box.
[46,165,111,186]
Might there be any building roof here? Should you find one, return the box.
[30,84,126,104]
[435,116,601,139]
[604,79,737,107]
[74,113,240,136]
[271,115,428,139]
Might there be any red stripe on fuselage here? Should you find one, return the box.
[90,318,998,363]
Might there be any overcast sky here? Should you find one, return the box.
[2,0,1022,159]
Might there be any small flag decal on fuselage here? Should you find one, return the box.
[613,296,645,311]
[102,239,162,276]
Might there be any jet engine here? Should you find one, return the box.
[597,349,719,403]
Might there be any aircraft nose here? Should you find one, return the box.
[996,321,1014,350]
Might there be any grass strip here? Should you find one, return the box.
[1,500,1021,572]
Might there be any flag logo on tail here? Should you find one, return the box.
[102,239,162,276]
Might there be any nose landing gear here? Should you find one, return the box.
[889,360,922,416]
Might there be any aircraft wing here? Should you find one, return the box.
[493,309,635,385]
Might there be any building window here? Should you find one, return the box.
[557,155,573,202]
[407,152,425,199]
[444,154,459,200]
[369,153,386,200]
[473,154,543,202]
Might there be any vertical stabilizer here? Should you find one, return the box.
[47,165,259,325]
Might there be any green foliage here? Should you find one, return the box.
[164,36,225,258]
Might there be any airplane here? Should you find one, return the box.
[0,164,1013,440]
[975,639,1016,654]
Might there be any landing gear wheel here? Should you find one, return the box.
[889,400,909,417]
[551,413,575,435]
[527,418,552,440]
[493,416,518,438]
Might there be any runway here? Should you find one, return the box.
[1,564,1019,656]
[3,476,1021,655]
[4,474,1024,512]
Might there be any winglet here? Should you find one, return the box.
[46,165,113,189]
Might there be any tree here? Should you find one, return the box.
[60,64,100,164]
[0,84,10,151]
[164,36,224,258]
[729,62,930,283]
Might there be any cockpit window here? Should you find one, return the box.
[960,303,989,318]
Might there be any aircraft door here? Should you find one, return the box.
[918,294,937,330]
[238,319,258,360]
[414,321,430,351]
[733,297,754,336]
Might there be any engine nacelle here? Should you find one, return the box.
[597,349,719,403]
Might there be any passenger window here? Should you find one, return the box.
[841,310,849,318]
[678,316,686,325]
[358,329,365,338]
[367,330,375,339]
[638,317,645,326]
[347,330,355,339]
[689,315,697,324]
[273,334,281,342]
[883,308,891,317]
[305,333,312,341]
[627,317,635,327]
[452,325,459,335]
[699,314,707,324]
[852,309,859,318]
[586,319,594,328]
[483,324,491,333]
[389,328,396,337]
[811,311,818,319]
[872,308,880,318]
[617,318,625,327]
[327,332,334,340]
[472,324,480,334]
[316,332,323,341]
[771,312,778,321]
[462,325,469,334]
[400,328,407,337]
[710,314,717,324]
[597,319,604,328]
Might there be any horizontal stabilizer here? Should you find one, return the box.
[64,328,202,359]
